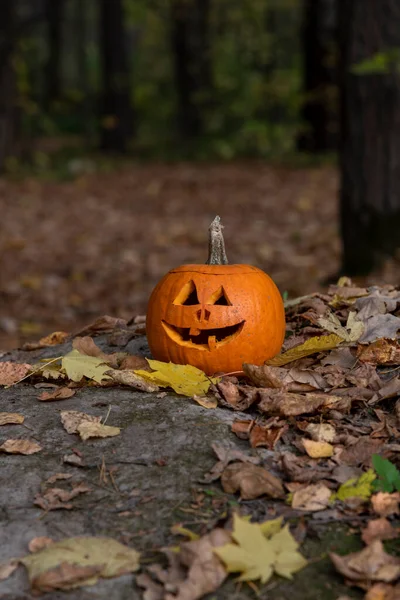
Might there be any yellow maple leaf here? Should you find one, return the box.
[134,359,219,397]
[266,334,343,367]
[214,514,307,584]
[61,350,111,384]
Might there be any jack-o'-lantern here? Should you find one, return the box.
[146,216,285,375]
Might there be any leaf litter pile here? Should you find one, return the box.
[1,278,400,599]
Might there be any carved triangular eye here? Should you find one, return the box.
[173,280,200,305]
[206,286,231,306]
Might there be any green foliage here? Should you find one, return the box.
[352,48,400,75]
[372,454,400,493]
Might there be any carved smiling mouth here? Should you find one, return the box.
[162,320,245,351]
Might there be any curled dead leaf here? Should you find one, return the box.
[0,412,24,425]
[37,387,75,402]
[221,462,285,499]
[0,439,41,455]
[330,540,400,586]
[292,483,332,511]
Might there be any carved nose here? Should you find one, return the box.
[196,308,211,322]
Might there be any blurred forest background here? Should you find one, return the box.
[0,0,399,350]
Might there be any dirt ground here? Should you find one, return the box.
[1,161,398,352]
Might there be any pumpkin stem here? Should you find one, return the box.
[206,216,229,265]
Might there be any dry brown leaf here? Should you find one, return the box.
[305,423,336,443]
[340,438,384,467]
[221,462,285,499]
[365,583,400,600]
[0,439,41,454]
[0,559,19,581]
[280,452,333,484]
[192,395,218,409]
[120,355,149,370]
[362,518,398,545]
[330,540,400,586]
[28,537,54,553]
[39,331,69,346]
[249,422,287,450]
[357,339,400,365]
[0,361,31,385]
[74,315,127,337]
[45,473,73,484]
[106,368,160,393]
[0,412,24,425]
[34,482,91,511]
[372,492,400,517]
[37,387,76,401]
[77,421,120,441]
[60,410,100,434]
[258,389,350,417]
[202,444,260,483]
[291,483,332,511]
[231,419,254,440]
[302,438,334,458]
[136,572,164,600]
[217,381,258,410]
[164,529,231,600]
[358,314,400,344]
[243,362,327,392]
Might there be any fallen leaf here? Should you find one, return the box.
[321,347,358,369]
[214,514,307,583]
[106,368,159,392]
[302,439,333,458]
[34,483,91,511]
[291,483,332,511]
[74,315,127,337]
[37,388,75,401]
[280,452,333,484]
[372,492,400,517]
[0,412,24,425]
[358,314,400,344]
[0,361,31,385]
[137,572,164,600]
[164,529,231,600]
[259,390,350,417]
[317,311,364,342]
[39,331,69,346]
[20,536,140,592]
[221,462,285,499]
[357,339,400,365]
[77,421,120,441]
[217,381,258,410]
[61,410,100,434]
[231,419,254,440]
[266,334,343,367]
[0,559,19,581]
[330,540,400,586]
[120,355,149,370]
[243,363,327,392]
[249,422,287,450]
[202,444,260,483]
[305,423,335,443]
[28,537,54,553]
[192,395,218,409]
[46,473,73,484]
[364,583,400,600]
[135,360,219,397]
[333,470,376,502]
[340,438,384,467]
[0,439,41,454]
[61,350,111,384]
[362,518,398,545]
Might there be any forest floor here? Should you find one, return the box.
[1,160,399,352]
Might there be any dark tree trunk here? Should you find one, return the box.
[170,0,213,140]
[44,0,65,109]
[99,0,132,152]
[0,1,19,171]
[298,0,337,152]
[339,0,400,275]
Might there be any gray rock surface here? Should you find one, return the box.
[0,335,362,600]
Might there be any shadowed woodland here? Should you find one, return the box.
[0,0,399,352]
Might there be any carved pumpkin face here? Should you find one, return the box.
[146,264,285,375]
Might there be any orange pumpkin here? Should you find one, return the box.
[146,217,285,375]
